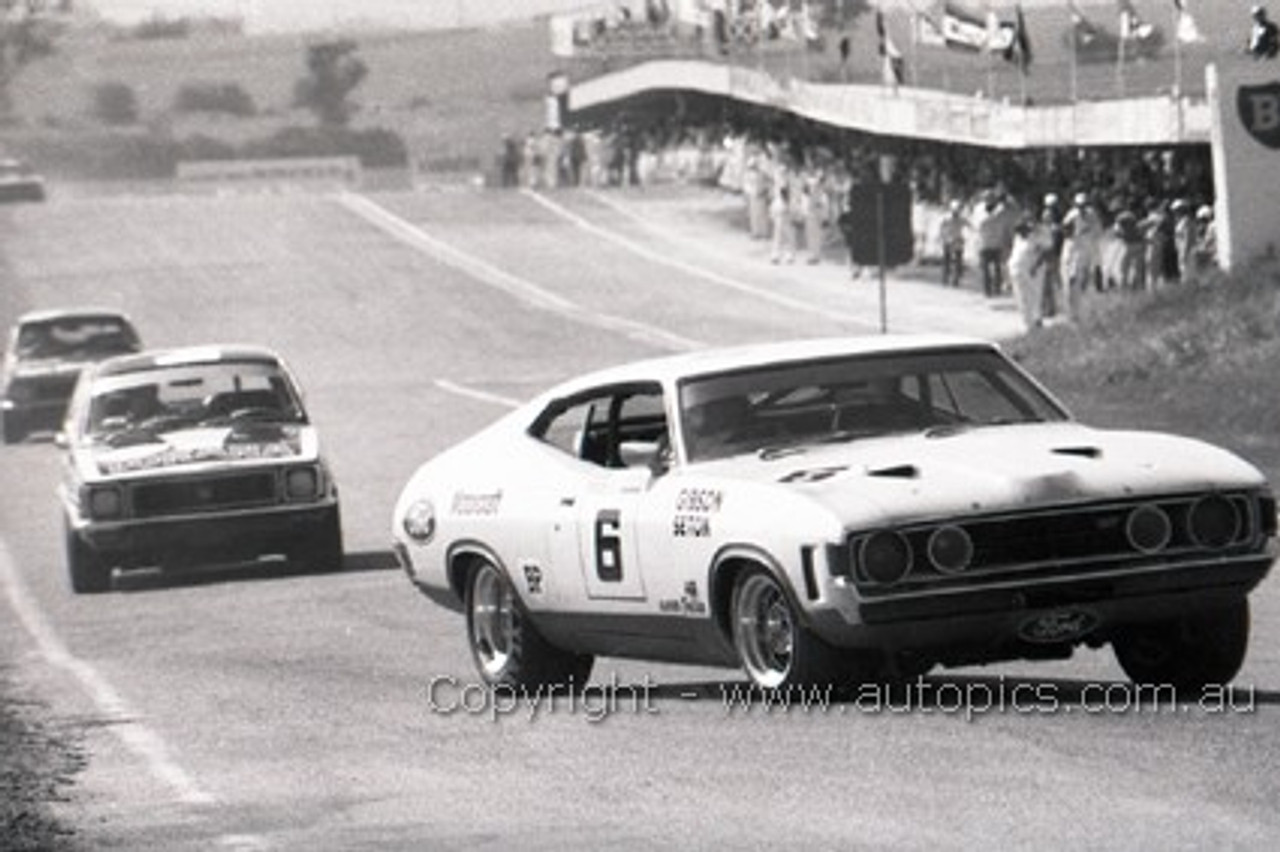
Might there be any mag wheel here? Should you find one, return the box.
[65,524,110,595]
[732,567,838,690]
[465,560,592,689]
[1113,599,1250,695]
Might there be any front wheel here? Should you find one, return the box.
[465,560,593,689]
[3,413,26,445]
[1112,599,1250,695]
[732,568,840,690]
[66,524,111,594]
[291,506,344,573]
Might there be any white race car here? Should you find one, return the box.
[392,336,1275,692]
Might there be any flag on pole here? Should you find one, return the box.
[1117,0,1157,41]
[1003,3,1032,72]
[876,10,905,86]
[1173,0,1204,44]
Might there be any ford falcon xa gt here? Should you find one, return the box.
[59,345,342,593]
[2,308,142,444]
[392,336,1275,693]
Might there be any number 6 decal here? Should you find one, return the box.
[595,509,623,582]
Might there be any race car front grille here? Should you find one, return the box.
[130,472,278,518]
[844,491,1270,598]
[12,375,78,402]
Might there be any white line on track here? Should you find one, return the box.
[0,539,216,806]
[524,188,871,328]
[434,379,521,409]
[336,193,702,353]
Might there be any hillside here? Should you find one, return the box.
[1008,263,1280,484]
[8,21,561,174]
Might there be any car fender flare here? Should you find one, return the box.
[444,538,518,608]
[706,543,811,646]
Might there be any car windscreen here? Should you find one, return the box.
[85,361,305,438]
[17,317,139,361]
[678,349,1069,462]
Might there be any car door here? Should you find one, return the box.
[534,383,667,602]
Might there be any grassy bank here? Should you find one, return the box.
[1007,262,1280,483]
[0,668,85,851]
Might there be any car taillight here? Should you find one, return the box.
[284,466,321,501]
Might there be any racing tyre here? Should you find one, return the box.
[66,525,111,594]
[2,414,25,445]
[292,507,344,573]
[732,567,841,690]
[1112,599,1250,695]
[465,560,593,690]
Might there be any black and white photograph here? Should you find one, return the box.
[2,1,1278,849]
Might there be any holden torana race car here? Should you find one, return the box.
[59,344,342,593]
[2,308,142,444]
[392,336,1275,693]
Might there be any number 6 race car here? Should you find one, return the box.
[392,336,1275,693]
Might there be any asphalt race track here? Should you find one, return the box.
[1,186,1277,850]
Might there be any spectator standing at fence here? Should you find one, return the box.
[1009,215,1050,330]
[1039,194,1065,317]
[498,134,521,187]
[1113,204,1146,290]
[1172,198,1196,283]
[976,192,1008,298]
[1140,198,1172,290]
[1062,191,1103,302]
[800,166,828,264]
[1248,5,1280,58]
[938,200,970,287]
[769,183,796,264]
[742,153,770,239]
[1190,205,1218,281]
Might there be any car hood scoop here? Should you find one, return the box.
[1052,445,1102,459]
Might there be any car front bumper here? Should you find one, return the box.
[812,553,1274,665]
[72,500,338,571]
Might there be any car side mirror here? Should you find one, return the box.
[54,431,69,449]
[618,440,660,471]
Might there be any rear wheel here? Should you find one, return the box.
[1112,599,1250,695]
[465,560,593,689]
[732,567,841,690]
[66,524,111,594]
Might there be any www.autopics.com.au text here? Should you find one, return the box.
[424,674,1258,724]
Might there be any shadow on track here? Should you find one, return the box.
[109,549,399,593]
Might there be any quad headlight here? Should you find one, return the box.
[1188,495,1241,549]
[927,525,974,574]
[859,530,913,586]
[1126,504,1172,554]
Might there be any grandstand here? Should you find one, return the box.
[554,0,1251,144]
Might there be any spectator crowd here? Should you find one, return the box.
[492,108,1220,332]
